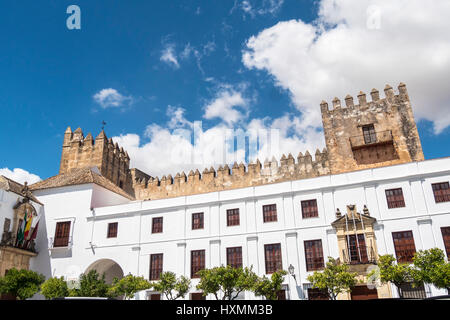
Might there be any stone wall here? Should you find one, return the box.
[0,246,36,277]
[133,150,330,200]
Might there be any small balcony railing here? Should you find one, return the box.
[48,236,73,250]
[349,130,394,149]
[342,244,377,265]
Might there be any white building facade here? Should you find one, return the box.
[30,157,450,299]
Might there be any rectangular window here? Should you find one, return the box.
[392,231,416,263]
[441,227,450,259]
[432,182,450,203]
[192,212,204,230]
[152,217,163,233]
[362,124,377,144]
[226,247,243,269]
[149,293,161,300]
[346,234,368,264]
[191,250,205,278]
[107,222,118,238]
[263,204,277,223]
[385,188,406,209]
[149,254,163,280]
[301,199,318,218]
[307,288,329,300]
[304,240,324,271]
[264,243,282,274]
[54,221,71,247]
[276,289,286,300]
[226,208,240,226]
[190,293,206,300]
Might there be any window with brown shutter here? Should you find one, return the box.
[385,188,406,208]
[107,222,118,238]
[346,234,368,264]
[191,250,205,278]
[263,204,277,223]
[264,243,282,274]
[307,288,329,300]
[276,289,286,300]
[54,221,71,247]
[432,182,450,203]
[441,227,450,259]
[304,239,324,271]
[190,292,206,300]
[392,231,416,263]
[149,254,163,280]
[301,199,318,218]
[226,247,242,269]
[192,212,204,230]
[152,217,163,233]
[149,293,161,300]
[226,209,240,226]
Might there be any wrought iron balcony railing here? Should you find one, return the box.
[349,130,394,149]
[342,244,377,265]
[48,236,73,250]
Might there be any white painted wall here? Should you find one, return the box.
[30,158,450,299]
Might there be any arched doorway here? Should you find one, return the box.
[85,259,124,284]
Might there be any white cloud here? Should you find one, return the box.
[203,87,249,125]
[0,168,41,185]
[242,0,450,134]
[93,88,133,109]
[237,0,284,18]
[112,104,324,177]
[160,44,180,69]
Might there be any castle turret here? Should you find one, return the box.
[59,127,134,193]
[321,83,424,174]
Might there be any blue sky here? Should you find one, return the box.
[1,0,450,183]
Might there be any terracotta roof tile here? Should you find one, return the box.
[29,168,134,200]
[0,176,43,205]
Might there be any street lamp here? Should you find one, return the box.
[288,264,296,280]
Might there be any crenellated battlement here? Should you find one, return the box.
[56,82,424,201]
[132,149,330,200]
[320,83,410,115]
[60,127,133,194]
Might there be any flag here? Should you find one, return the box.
[23,209,34,240]
[26,220,40,250]
[16,218,25,245]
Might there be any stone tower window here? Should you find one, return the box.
[362,124,377,144]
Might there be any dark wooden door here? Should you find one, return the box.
[351,286,378,300]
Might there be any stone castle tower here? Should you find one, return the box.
[59,127,133,193]
[321,83,424,174]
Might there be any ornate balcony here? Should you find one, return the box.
[349,130,394,150]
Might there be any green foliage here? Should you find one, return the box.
[412,248,450,291]
[40,277,69,299]
[151,271,191,300]
[108,274,151,300]
[306,257,357,300]
[253,270,287,300]
[372,254,414,298]
[196,265,259,300]
[0,268,45,300]
[69,270,111,297]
